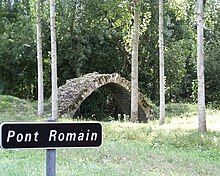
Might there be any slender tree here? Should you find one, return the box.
[131,0,140,122]
[197,0,207,132]
[36,0,44,117]
[50,0,58,122]
[159,0,165,125]
[46,0,58,175]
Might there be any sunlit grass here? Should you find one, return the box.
[0,96,220,175]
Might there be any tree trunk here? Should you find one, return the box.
[197,0,207,132]
[36,0,44,117]
[50,0,58,121]
[131,0,140,122]
[46,0,58,175]
[159,0,165,125]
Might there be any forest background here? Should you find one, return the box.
[0,0,220,119]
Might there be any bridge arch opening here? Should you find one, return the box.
[74,85,124,121]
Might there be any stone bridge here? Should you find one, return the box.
[58,72,154,122]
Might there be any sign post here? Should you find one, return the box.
[0,122,102,149]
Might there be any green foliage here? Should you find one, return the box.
[0,0,220,112]
[76,89,113,121]
[191,79,198,101]
[204,1,220,104]
[165,103,197,118]
[0,1,36,99]
[165,39,196,102]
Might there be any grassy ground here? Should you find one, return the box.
[0,95,220,176]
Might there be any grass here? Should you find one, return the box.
[0,95,220,175]
[0,95,38,122]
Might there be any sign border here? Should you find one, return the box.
[0,121,103,150]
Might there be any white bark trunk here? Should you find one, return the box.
[131,1,140,122]
[50,0,58,121]
[159,0,165,125]
[197,0,207,132]
[36,0,44,117]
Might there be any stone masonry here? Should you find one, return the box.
[58,72,154,122]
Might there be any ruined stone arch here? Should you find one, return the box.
[58,72,153,122]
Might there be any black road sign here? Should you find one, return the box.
[0,122,102,149]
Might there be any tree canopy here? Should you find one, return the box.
[0,0,220,118]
